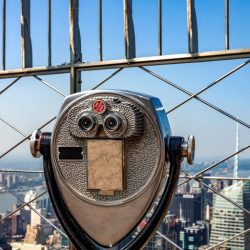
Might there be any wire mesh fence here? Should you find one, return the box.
[0,1,250,249]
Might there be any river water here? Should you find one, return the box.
[0,188,46,216]
[0,192,18,215]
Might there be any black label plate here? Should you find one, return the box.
[59,147,83,160]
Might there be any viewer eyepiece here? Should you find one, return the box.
[104,114,121,131]
[79,114,95,131]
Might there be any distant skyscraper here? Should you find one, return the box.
[5,175,12,188]
[181,221,207,249]
[210,122,250,249]
[233,121,239,184]
[214,179,224,192]
[169,193,203,224]
[0,236,11,250]
[12,174,16,185]
[144,214,177,250]
[183,181,191,194]
[0,173,3,183]
[23,190,47,227]
[209,181,250,249]
[24,190,37,211]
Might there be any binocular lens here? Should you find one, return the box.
[104,115,121,131]
[79,115,95,131]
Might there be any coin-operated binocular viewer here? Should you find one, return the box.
[30,90,195,249]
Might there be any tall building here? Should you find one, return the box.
[24,191,37,211]
[213,179,221,192]
[233,121,239,184]
[144,214,177,250]
[182,181,191,194]
[169,193,203,224]
[209,181,250,249]
[0,237,12,250]
[210,123,250,249]
[6,175,13,188]
[0,173,4,183]
[180,221,207,249]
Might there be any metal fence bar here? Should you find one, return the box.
[0,49,250,79]
[124,0,136,59]
[70,0,82,65]
[98,0,103,61]
[207,228,250,250]
[21,0,32,68]
[0,65,70,79]
[0,182,68,238]
[92,68,123,90]
[0,169,43,173]
[33,75,66,97]
[0,77,21,95]
[48,0,52,66]
[156,230,183,250]
[69,0,82,94]
[2,0,6,70]
[76,49,250,71]
[0,116,27,137]
[0,135,30,159]
[225,0,230,50]
[141,66,250,129]
[187,0,198,53]
[179,175,250,181]
[167,58,250,114]
[158,0,162,56]
[0,116,56,159]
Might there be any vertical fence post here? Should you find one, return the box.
[225,0,230,50]
[21,0,32,68]
[158,0,162,56]
[123,0,136,59]
[2,0,6,70]
[48,0,52,66]
[70,0,82,94]
[187,0,198,53]
[98,0,103,61]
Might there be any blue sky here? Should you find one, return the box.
[0,0,249,166]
